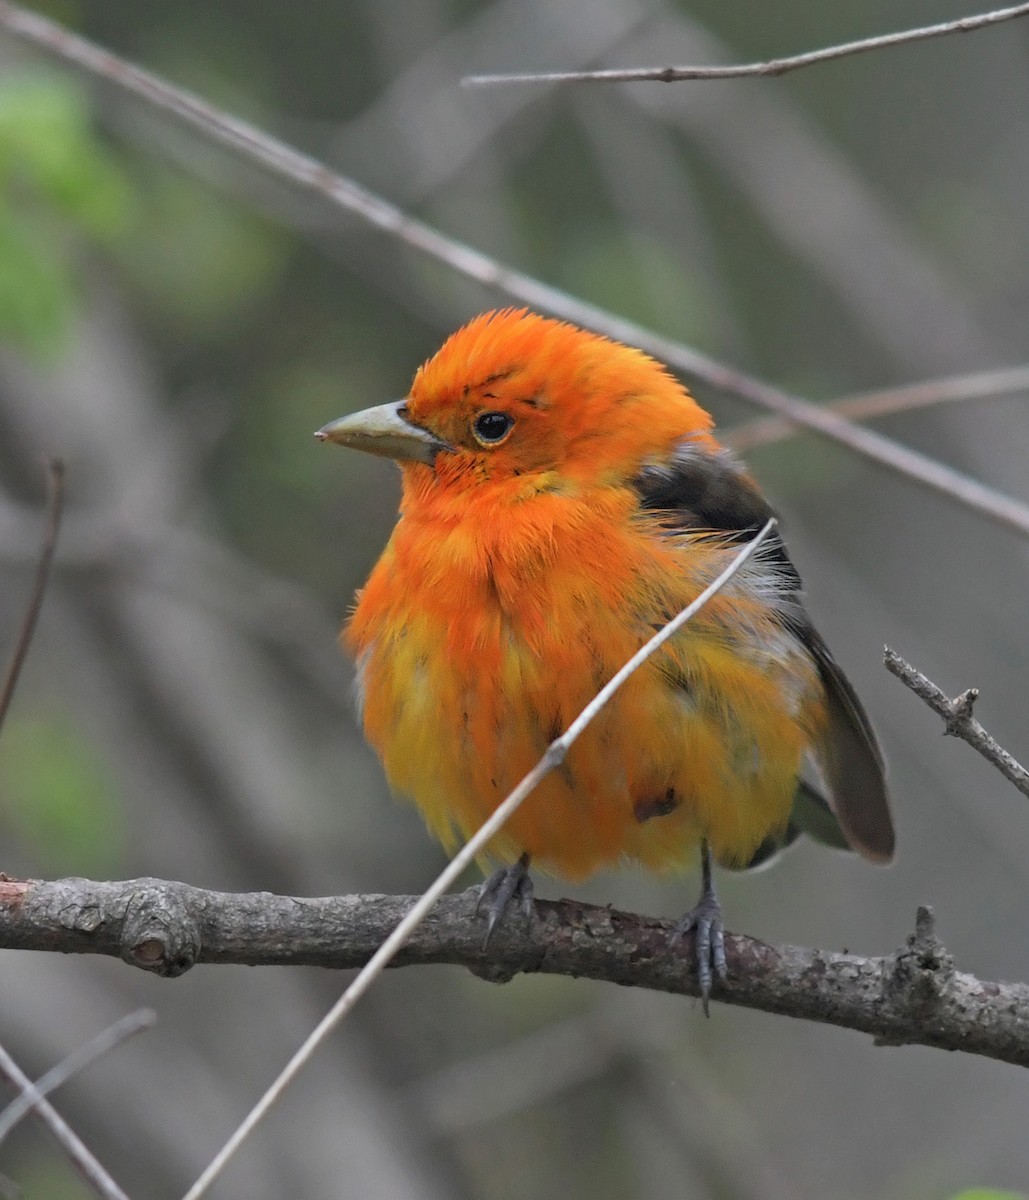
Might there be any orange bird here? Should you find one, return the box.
[318,309,894,1004]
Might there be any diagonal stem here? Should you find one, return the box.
[0,459,65,739]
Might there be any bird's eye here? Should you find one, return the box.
[473,411,514,446]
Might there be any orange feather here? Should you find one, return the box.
[324,309,893,883]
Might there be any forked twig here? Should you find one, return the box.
[0,1041,130,1200]
[884,647,1029,798]
[463,3,1029,87]
[0,459,65,737]
[181,521,777,1199]
[0,1009,156,1145]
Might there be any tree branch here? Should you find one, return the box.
[2,876,1028,1068]
[725,364,1029,454]
[3,5,1029,541]
[884,647,1029,799]
[0,1009,155,1146]
[0,458,65,737]
[181,526,778,1199]
[463,3,1029,87]
[0,1033,131,1200]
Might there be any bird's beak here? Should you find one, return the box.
[315,400,449,466]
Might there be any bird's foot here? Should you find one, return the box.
[669,841,727,1016]
[476,852,534,948]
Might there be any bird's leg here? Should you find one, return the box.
[670,839,727,1015]
[476,852,534,947]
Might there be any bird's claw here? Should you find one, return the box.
[476,853,534,947]
[670,893,727,1015]
[670,841,727,1016]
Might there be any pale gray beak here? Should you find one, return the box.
[315,400,449,465]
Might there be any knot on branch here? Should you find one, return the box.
[944,688,979,736]
[466,959,523,984]
[121,880,202,977]
[883,906,955,1018]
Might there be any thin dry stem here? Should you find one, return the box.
[726,365,1029,453]
[0,1009,156,1145]
[0,459,65,737]
[463,3,1029,86]
[3,5,1029,538]
[0,1040,130,1200]
[181,521,777,1200]
[884,647,1029,798]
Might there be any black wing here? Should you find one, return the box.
[635,440,894,865]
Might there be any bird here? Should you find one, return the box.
[317,308,894,1008]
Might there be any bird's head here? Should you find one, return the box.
[317,310,715,494]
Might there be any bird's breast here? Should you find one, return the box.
[346,491,824,879]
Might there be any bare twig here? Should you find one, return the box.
[0,1009,156,1145]
[624,11,993,376]
[0,458,65,737]
[0,495,351,706]
[180,521,777,1199]
[0,1040,130,1200]
[1,881,1027,1068]
[463,3,1029,86]
[884,647,1029,798]
[3,7,1029,540]
[726,365,1029,454]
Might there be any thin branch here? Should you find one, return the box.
[1,878,1027,1067]
[462,3,1029,87]
[726,364,1029,454]
[0,458,65,737]
[0,1009,156,1145]
[2,9,1029,540]
[0,1039,131,1200]
[181,522,776,1200]
[625,11,993,376]
[884,648,1029,799]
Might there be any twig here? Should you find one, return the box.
[180,520,777,1199]
[0,1040,130,1200]
[726,364,1029,454]
[0,459,65,737]
[2,8,1029,540]
[0,1009,156,1145]
[462,3,1029,86]
[884,647,1029,798]
[1,881,1027,1068]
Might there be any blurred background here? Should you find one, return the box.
[1,1,1028,1196]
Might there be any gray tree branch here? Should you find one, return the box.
[3,2,1029,539]
[2,876,1027,1068]
[884,647,1029,799]
[0,1035,130,1200]
[462,2,1029,87]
